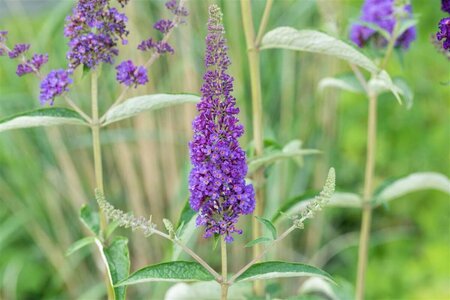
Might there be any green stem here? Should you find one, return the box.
[355,23,398,297]
[355,90,377,300]
[255,0,273,47]
[240,0,265,295]
[91,71,114,300]
[221,238,229,300]
[380,23,399,70]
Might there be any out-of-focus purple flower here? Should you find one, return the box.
[166,0,188,17]
[137,38,174,54]
[154,19,174,34]
[64,0,129,70]
[437,17,450,51]
[31,53,49,70]
[16,54,48,76]
[16,64,34,76]
[188,5,255,243]
[40,69,72,105]
[350,0,416,49]
[8,43,30,58]
[115,60,148,87]
[442,0,450,13]
[0,30,7,43]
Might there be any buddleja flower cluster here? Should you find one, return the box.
[188,5,255,243]
[436,0,450,52]
[1,0,188,105]
[350,0,416,49]
[0,32,49,77]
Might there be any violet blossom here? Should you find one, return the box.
[40,69,73,105]
[115,60,148,87]
[188,5,255,243]
[436,17,450,51]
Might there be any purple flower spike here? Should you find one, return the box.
[442,0,450,14]
[115,60,148,87]
[165,0,188,17]
[437,17,450,51]
[350,0,416,49]
[40,69,72,105]
[188,5,255,243]
[8,43,30,58]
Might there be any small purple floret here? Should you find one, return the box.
[40,69,72,105]
[437,17,450,51]
[154,19,174,33]
[115,60,148,87]
[350,0,416,49]
[188,5,255,243]
[8,43,30,58]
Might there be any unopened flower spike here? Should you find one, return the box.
[350,0,416,49]
[188,4,255,243]
[293,168,335,229]
[95,189,157,237]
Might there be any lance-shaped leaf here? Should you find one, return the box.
[261,27,379,73]
[66,236,96,256]
[102,94,200,126]
[0,108,87,133]
[374,172,450,206]
[255,216,277,240]
[172,199,198,260]
[245,237,272,248]
[235,261,334,283]
[273,192,362,223]
[248,140,319,175]
[103,237,130,300]
[116,261,215,286]
[318,74,365,94]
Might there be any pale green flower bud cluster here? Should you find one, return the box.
[293,168,335,229]
[95,189,156,237]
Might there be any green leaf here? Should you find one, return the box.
[104,237,130,300]
[103,94,200,126]
[235,261,334,283]
[66,237,96,256]
[80,204,100,236]
[245,237,272,248]
[318,74,365,94]
[255,216,277,240]
[248,140,319,175]
[374,172,450,206]
[261,27,379,73]
[0,108,87,133]
[116,261,214,286]
[392,77,413,109]
[368,70,403,104]
[172,199,197,260]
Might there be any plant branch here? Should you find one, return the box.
[90,70,114,300]
[221,238,229,300]
[153,230,222,281]
[229,225,296,284]
[240,1,266,294]
[255,0,273,48]
[355,90,377,300]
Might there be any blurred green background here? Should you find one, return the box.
[0,0,449,299]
